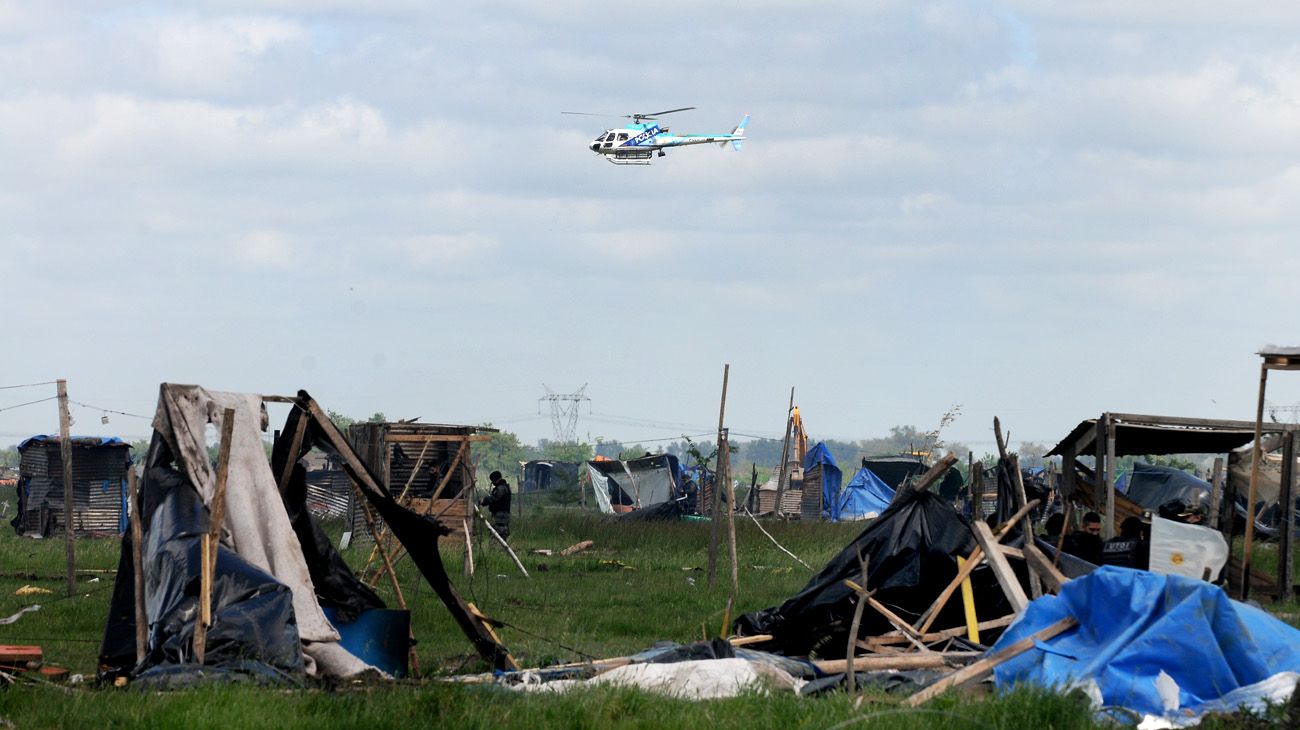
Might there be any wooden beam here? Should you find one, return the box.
[865,615,1016,649]
[814,652,977,675]
[707,364,730,589]
[127,465,146,666]
[1008,454,1042,599]
[1242,364,1269,600]
[1279,433,1296,602]
[904,616,1078,707]
[1208,457,1224,530]
[970,521,1028,613]
[1023,543,1068,594]
[384,434,491,443]
[195,408,235,666]
[275,410,309,496]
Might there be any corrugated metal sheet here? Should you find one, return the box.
[801,465,824,520]
[15,441,130,536]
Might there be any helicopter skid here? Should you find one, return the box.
[606,148,657,164]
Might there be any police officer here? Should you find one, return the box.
[481,470,513,541]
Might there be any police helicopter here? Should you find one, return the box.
[562,107,749,165]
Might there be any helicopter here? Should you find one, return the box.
[562,107,749,165]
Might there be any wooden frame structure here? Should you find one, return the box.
[1241,347,1300,600]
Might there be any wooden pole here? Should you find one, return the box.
[56,380,76,598]
[127,464,146,666]
[1105,416,1117,540]
[774,387,795,517]
[1008,454,1042,599]
[1208,457,1224,530]
[723,429,739,599]
[194,408,235,665]
[1242,365,1269,600]
[707,363,730,589]
[1278,433,1296,602]
[845,553,869,695]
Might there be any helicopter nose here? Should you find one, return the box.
[589,142,600,152]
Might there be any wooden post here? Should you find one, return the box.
[1096,413,1115,540]
[1008,454,1042,599]
[57,380,76,598]
[723,429,739,599]
[194,408,235,665]
[1242,365,1269,600]
[845,553,869,696]
[1208,457,1224,530]
[128,465,147,666]
[706,363,730,590]
[1278,432,1296,602]
[774,387,794,517]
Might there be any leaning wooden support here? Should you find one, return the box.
[970,521,1029,614]
[1023,543,1069,594]
[905,616,1078,707]
[910,452,959,493]
[742,505,812,570]
[474,505,529,578]
[194,408,235,665]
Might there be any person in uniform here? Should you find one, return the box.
[482,470,513,541]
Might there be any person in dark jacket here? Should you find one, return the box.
[1101,516,1150,570]
[482,470,513,540]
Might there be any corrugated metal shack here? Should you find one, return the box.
[339,422,494,544]
[11,435,131,537]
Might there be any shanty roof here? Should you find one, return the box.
[1044,413,1288,458]
[17,434,127,451]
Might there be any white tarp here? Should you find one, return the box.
[585,464,615,514]
[1148,515,1229,582]
[153,384,374,677]
[513,658,804,699]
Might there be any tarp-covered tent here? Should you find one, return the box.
[11,435,131,537]
[584,454,681,513]
[99,385,513,683]
[834,467,894,521]
[1116,462,1210,513]
[992,567,1300,722]
[863,455,965,500]
[800,442,842,520]
[521,460,580,493]
[734,488,1016,657]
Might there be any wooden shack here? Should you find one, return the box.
[12,435,131,537]
[344,422,494,543]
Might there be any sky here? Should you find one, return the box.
[3,1,1300,454]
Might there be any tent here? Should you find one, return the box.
[11,435,131,537]
[799,442,842,520]
[863,455,965,500]
[99,385,513,684]
[1116,462,1210,513]
[584,454,682,513]
[834,467,895,521]
[521,460,581,493]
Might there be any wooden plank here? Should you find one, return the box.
[706,364,730,590]
[0,645,43,665]
[128,466,146,666]
[385,434,490,443]
[1242,363,1269,600]
[904,616,1078,706]
[970,521,1028,613]
[195,408,235,665]
[1279,433,1296,602]
[910,452,959,494]
[1023,543,1068,594]
[1208,457,1224,530]
[275,413,309,496]
[814,653,976,675]
[865,615,1017,649]
[1008,454,1042,599]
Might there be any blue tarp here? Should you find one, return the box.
[802,442,842,519]
[992,566,1300,718]
[17,434,126,451]
[834,467,895,521]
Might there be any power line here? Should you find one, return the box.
[0,380,58,391]
[67,399,151,421]
[0,395,57,414]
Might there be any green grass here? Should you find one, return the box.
[0,501,1294,728]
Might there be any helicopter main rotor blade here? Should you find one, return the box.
[561,111,624,118]
[642,106,695,117]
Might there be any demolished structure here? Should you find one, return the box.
[99,385,514,683]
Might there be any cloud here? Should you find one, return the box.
[390,233,499,266]
[230,230,303,269]
[150,15,309,94]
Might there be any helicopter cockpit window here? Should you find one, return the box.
[604,132,616,141]
[617,133,629,141]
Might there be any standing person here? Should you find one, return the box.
[1063,511,1104,565]
[482,470,513,541]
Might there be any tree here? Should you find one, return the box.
[538,439,594,464]
[1017,442,1048,468]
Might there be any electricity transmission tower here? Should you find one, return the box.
[539,384,590,443]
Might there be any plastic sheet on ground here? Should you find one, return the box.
[513,658,804,698]
[991,566,1300,724]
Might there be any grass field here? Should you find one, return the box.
[0,494,1293,728]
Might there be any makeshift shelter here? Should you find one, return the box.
[799,442,842,520]
[583,454,682,513]
[345,422,493,544]
[754,462,801,517]
[99,385,514,684]
[1116,462,1211,513]
[11,435,131,537]
[833,467,894,521]
[862,455,965,500]
[734,487,1017,657]
[521,460,580,493]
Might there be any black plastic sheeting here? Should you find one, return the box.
[1121,462,1210,512]
[863,456,965,500]
[100,435,305,682]
[734,488,1017,658]
[991,459,1051,528]
[521,461,581,493]
[615,499,686,522]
